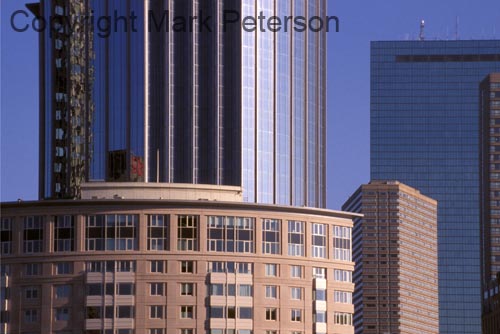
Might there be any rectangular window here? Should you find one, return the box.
[239,307,252,319]
[25,263,41,276]
[117,283,134,295]
[334,291,352,304]
[287,221,304,256]
[291,309,302,322]
[315,289,326,301]
[86,261,103,272]
[117,260,135,272]
[265,263,278,276]
[291,287,302,300]
[86,306,102,319]
[150,330,165,334]
[86,283,102,296]
[180,330,193,334]
[177,215,199,251]
[333,312,352,325]
[150,260,166,273]
[209,284,224,296]
[54,215,74,252]
[262,219,281,254]
[180,306,194,319]
[207,216,255,253]
[0,217,12,255]
[55,262,73,275]
[315,311,326,323]
[210,306,224,318]
[312,267,326,279]
[25,286,39,299]
[265,308,277,321]
[334,226,352,261]
[311,223,327,258]
[150,283,164,296]
[55,285,71,299]
[265,285,277,298]
[181,261,194,273]
[334,269,352,282]
[86,215,138,251]
[148,215,169,251]
[150,305,164,319]
[116,306,134,318]
[23,216,44,253]
[180,283,194,296]
[54,308,70,321]
[290,265,303,278]
[239,284,252,297]
[24,309,38,323]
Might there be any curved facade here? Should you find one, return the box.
[0,198,354,334]
[37,0,327,207]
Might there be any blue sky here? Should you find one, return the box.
[1,0,499,209]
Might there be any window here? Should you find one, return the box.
[181,306,194,319]
[55,262,73,275]
[150,260,166,273]
[86,261,103,272]
[86,306,102,319]
[312,267,326,279]
[149,283,163,296]
[148,215,169,251]
[180,330,194,334]
[265,285,277,298]
[290,265,302,278]
[239,284,252,297]
[207,216,255,253]
[315,311,326,323]
[150,305,164,319]
[334,291,352,304]
[180,283,194,296]
[25,263,41,276]
[239,307,252,319]
[334,312,352,325]
[117,260,135,272]
[150,330,164,334]
[210,284,224,296]
[266,331,277,334]
[210,306,224,318]
[291,287,302,300]
[177,215,199,251]
[262,219,281,254]
[24,309,38,323]
[86,215,138,251]
[265,264,278,277]
[334,269,352,282]
[265,308,277,321]
[334,226,351,261]
[117,283,134,295]
[55,285,71,299]
[86,284,102,296]
[116,306,134,318]
[291,309,302,322]
[288,221,304,256]
[227,306,236,319]
[181,261,194,273]
[25,286,39,299]
[54,308,70,321]
[23,216,44,253]
[54,215,74,252]
[0,217,12,255]
[315,289,326,301]
[311,223,327,258]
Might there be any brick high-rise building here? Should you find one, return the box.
[342,181,438,334]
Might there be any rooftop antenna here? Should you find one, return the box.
[419,20,425,41]
[455,16,460,40]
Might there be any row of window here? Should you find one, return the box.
[1,216,352,262]
[1,262,352,282]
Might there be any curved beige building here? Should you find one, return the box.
[0,184,357,334]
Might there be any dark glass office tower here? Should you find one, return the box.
[371,40,500,333]
[35,0,327,208]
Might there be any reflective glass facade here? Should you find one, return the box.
[371,40,500,334]
[38,0,326,208]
